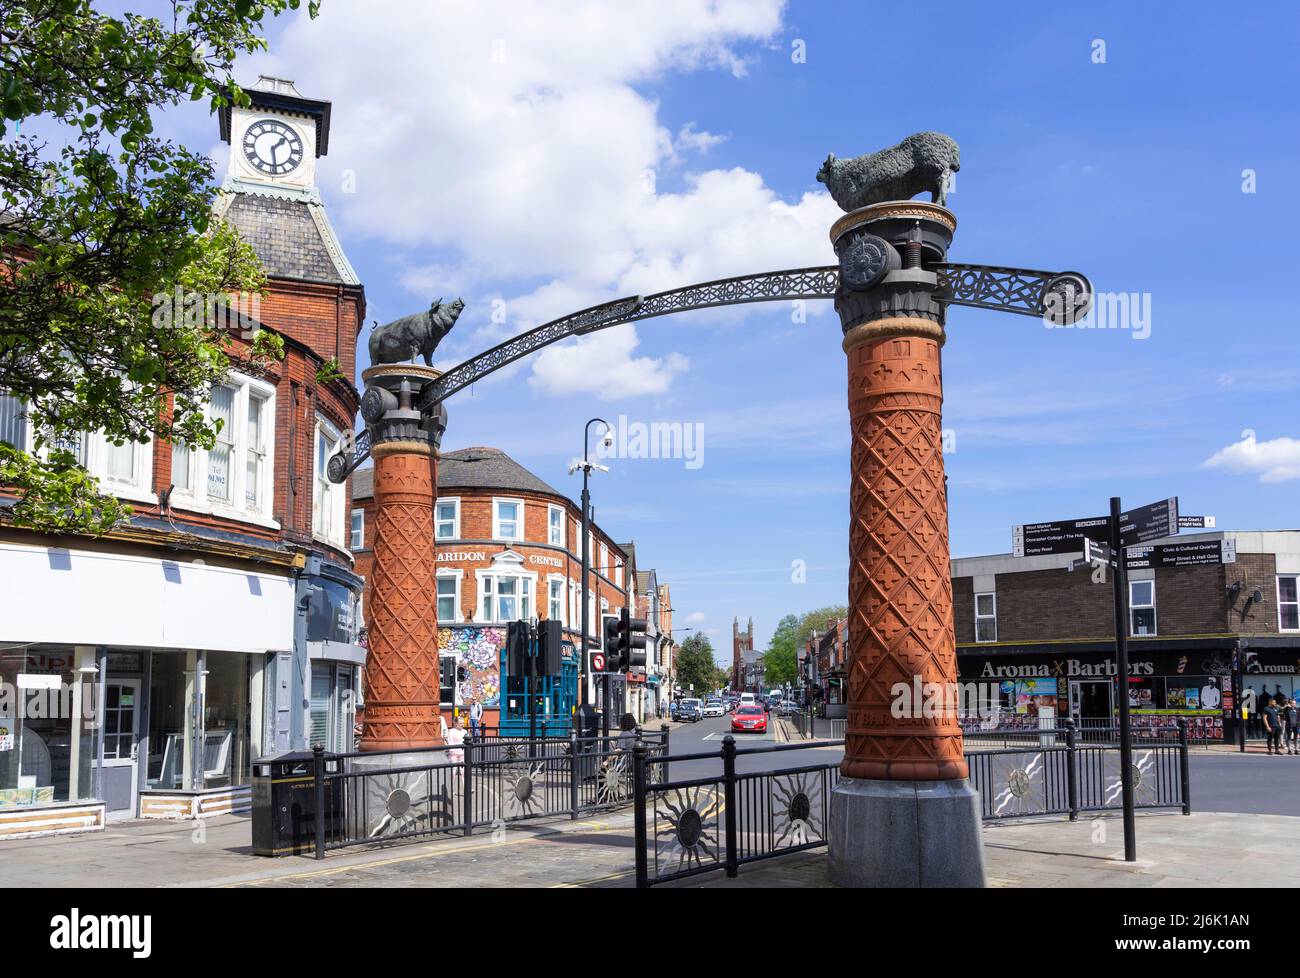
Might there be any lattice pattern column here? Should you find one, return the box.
[360,447,442,750]
[842,318,966,781]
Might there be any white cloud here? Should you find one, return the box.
[684,611,707,624]
[245,1,831,394]
[529,325,688,400]
[1203,429,1300,483]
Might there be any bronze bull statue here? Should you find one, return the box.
[367,297,465,366]
[817,132,960,211]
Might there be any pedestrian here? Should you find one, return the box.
[1286,699,1300,755]
[1262,697,1282,755]
[446,715,467,764]
[469,699,483,740]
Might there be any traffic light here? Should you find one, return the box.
[538,618,563,674]
[506,620,529,677]
[608,607,647,672]
[602,614,623,671]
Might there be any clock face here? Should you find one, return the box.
[242,118,305,177]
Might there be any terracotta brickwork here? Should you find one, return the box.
[360,449,441,749]
[843,327,966,781]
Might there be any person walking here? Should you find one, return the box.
[469,699,484,740]
[1262,697,1282,755]
[1285,699,1300,756]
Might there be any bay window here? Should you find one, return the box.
[435,497,460,540]
[548,575,565,624]
[479,572,534,624]
[437,572,462,623]
[549,505,565,547]
[493,498,523,542]
[171,373,275,522]
[313,416,346,546]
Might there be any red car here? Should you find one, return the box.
[731,705,768,734]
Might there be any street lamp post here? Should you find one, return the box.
[570,418,612,730]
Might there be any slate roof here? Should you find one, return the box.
[350,447,563,501]
[222,193,354,285]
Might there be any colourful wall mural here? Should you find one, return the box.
[439,626,503,708]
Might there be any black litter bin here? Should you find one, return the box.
[251,750,343,856]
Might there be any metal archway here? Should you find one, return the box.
[327,260,1090,481]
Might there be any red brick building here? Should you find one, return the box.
[351,446,636,727]
[0,77,367,830]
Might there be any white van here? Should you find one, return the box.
[739,693,756,706]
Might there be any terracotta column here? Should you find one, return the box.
[842,317,965,780]
[827,202,984,887]
[359,364,444,750]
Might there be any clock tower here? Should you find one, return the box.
[213,76,359,287]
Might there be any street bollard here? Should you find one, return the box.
[463,738,474,836]
[660,723,670,784]
[1064,719,1079,821]
[569,731,580,819]
[633,743,649,888]
[312,744,326,860]
[1178,717,1192,815]
[722,735,739,878]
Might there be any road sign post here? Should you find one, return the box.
[1108,496,1137,863]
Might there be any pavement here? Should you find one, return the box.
[2,803,1298,888]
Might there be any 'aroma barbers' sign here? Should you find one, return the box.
[976,658,1156,679]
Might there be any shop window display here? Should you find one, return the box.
[0,645,94,807]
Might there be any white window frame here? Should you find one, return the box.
[435,497,461,541]
[475,568,537,624]
[1129,580,1157,637]
[170,372,277,526]
[492,497,525,543]
[548,504,565,548]
[1278,575,1300,633]
[599,542,609,579]
[614,556,623,589]
[3,390,158,505]
[569,579,579,630]
[974,592,997,643]
[350,508,365,551]
[436,569,463,623]
[547,573,566,625]
[312,415,347,547]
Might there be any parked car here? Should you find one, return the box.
[702,699,725,718]
[779,700,799,717]
[677,698,703,722]
[731,704,768,734]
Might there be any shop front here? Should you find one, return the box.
[956,641,1269,742]
[0,539,298,835]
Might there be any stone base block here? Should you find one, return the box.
[828,777,986,888]
[348,751,463,840]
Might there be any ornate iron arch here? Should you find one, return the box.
[327,261,1090,481]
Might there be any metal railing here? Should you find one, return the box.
[631,735,843,888]
[630,719,1190,886]
[966,719,1191,821]
[309,726,670,858]
[790,711,845,740]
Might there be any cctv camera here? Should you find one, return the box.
[602,431,614,448]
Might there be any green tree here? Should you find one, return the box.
[0,0,319,534]
[676,633,720,697]
[762,613,799,687]
[793,605,848,650]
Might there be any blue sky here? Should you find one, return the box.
[154,0,1299,664]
